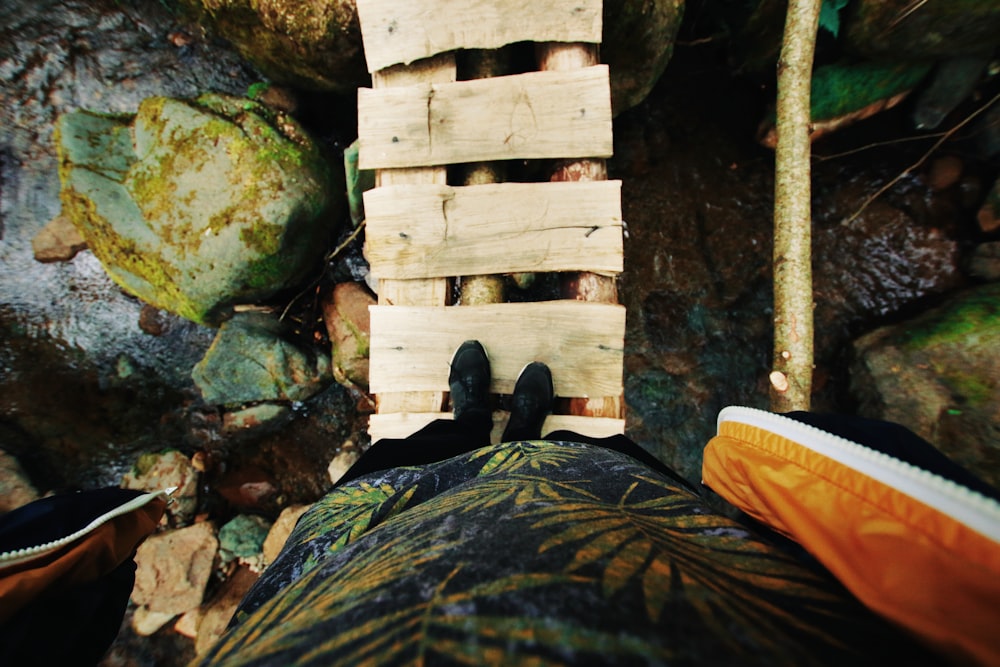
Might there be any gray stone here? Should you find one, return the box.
[322,281,374,390]
[851,283,1000,489]
[843,0,1000,60]
[57,94,336,325]
[31,214,88,263]
[121,449,199,526]
[604,0,685,115]
[970,242,1000,281]
[192,312,332,407]
[131,521,219,633]
[0,450,40,514]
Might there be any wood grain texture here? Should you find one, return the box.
[368,411,625,443]
[356,0,602,72]
[369,301,625,397]
[365,181,623,279]
[371,53,457,415]
[358,66,613,170]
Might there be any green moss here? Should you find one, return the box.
[241,254,289,291]
[901,285,1000,350]
[810,62,932,122]
[239,221,284,255]
[62,188,205,323]
[943,371,994,407]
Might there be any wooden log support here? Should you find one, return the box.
[358,67,613,170]
[538,43,624,421]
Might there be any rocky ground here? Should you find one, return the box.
[1,0,998,664]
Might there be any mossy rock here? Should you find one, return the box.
[192,311,332,407]
[178,0,368,94]
[57,94,337,325]
[851,283,1000,488]
[843,0,1000,61]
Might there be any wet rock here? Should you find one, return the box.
[31,214,87,263]
[812,198,964,339]
[851,283,1000,488]
[215,466,279,512]
[57,94,335,326]
[322,282,374,390]
[131,521,219,635]
[192,311,332,407]
[194,567,259,656]
[178,0,368,94]
[911,55,991,131]
[970,242,1000,281]
[222,403,293,431]
[138,304,170,337]
[926,155,964,192]
[978,177,1000,234]
[0,450,40,513]
[843,0,1000,61]
[121,449,199,526]
[327,442,362,484]
[262,504,311,566]
[604,0,685,115]
[218,514,272,573]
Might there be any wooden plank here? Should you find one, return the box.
[365,181,623,280]
[371,53,456,416]
[368,411,625,444]
[356,0,602,72]
[369,300,625,397]
[358,66,613,170]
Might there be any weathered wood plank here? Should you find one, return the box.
[368,411,625,443]
[356,0,602,72]
[369,301,625,397]
[358,66,613,170]
[365,181,623,280]
[371,53,456,415]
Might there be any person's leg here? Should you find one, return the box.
[337,340,493,486]
[542,429,697,491]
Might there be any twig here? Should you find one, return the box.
[279,220,368,322]
[842,91,1000,225]
[325,219,367,263]
[813,131,948,161]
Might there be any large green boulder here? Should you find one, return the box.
[57,94,334,326]
[851,283,1000,488]
[180,0,368,94]
[843,0,1000,61]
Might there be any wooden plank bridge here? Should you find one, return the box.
[357,0,626,443]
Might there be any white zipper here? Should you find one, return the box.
[717,406,1000,544]
[0,487,175,570]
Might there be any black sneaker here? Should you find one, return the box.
[502,362,554,442]
[448,340,492,427]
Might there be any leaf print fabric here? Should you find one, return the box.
[198,440,941,666]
